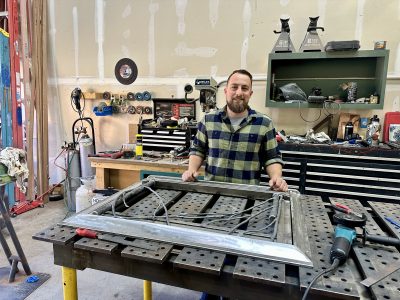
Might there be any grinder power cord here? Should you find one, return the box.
[302,203,400,300]
[302,210,368,300]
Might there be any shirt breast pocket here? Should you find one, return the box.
[248,134,259,144]
[211,131,230,150]
[237,134,260,152]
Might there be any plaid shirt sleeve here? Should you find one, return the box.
[189,116,208,159]
[263,126,284,167]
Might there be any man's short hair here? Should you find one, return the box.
[227,69,253,85]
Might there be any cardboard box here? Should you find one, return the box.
[128,123,139,144]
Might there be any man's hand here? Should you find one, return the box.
[269,177,288,192]
[182,170,199,182]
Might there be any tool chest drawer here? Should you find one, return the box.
[139,127,196,152]
[277,144,400,202]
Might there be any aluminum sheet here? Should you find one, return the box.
[61,214,313,268]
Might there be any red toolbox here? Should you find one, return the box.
[383,112,400,142]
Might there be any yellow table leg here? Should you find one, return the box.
[143,280,152,300]
[62,266,78,300]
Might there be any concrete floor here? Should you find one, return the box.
[1,199,201,300]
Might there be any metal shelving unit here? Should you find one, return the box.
[266,50,390,109]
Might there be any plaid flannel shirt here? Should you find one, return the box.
[190,106,283,185]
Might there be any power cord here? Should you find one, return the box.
[323,100,341,116]
[297,100,322,123]
[301,258,340,300]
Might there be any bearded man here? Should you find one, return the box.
[182,69,287,192]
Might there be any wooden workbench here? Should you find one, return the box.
[89,156,204,189]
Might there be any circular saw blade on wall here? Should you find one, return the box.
[114,58,138,85]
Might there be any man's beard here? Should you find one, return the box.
[227,98,248,113]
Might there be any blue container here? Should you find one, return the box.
[93,105,113,116]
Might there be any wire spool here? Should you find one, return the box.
[144,107,152,114]
[127,105,136,114]
[143,91,152,101]
[127,92,135,100]
[136,106,143,114]
[103,91,111,100]
[134,92,144,100]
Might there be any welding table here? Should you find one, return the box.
[33,176,400,300]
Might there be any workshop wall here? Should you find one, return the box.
[48,0,400,154]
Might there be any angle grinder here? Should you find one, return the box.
[330,212,367,265]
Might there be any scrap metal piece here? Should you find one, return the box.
[74,237,118,254]
[233,257,285,286]
[32,225,76,245]
[61,214,313,267]
[174,247,226,275]
[360,262,400,287]
[121,240,173,264]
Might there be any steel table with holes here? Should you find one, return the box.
[33,176,400,300]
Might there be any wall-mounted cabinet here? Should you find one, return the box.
[266,50,389,109]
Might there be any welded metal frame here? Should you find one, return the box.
[61,176,313,267]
